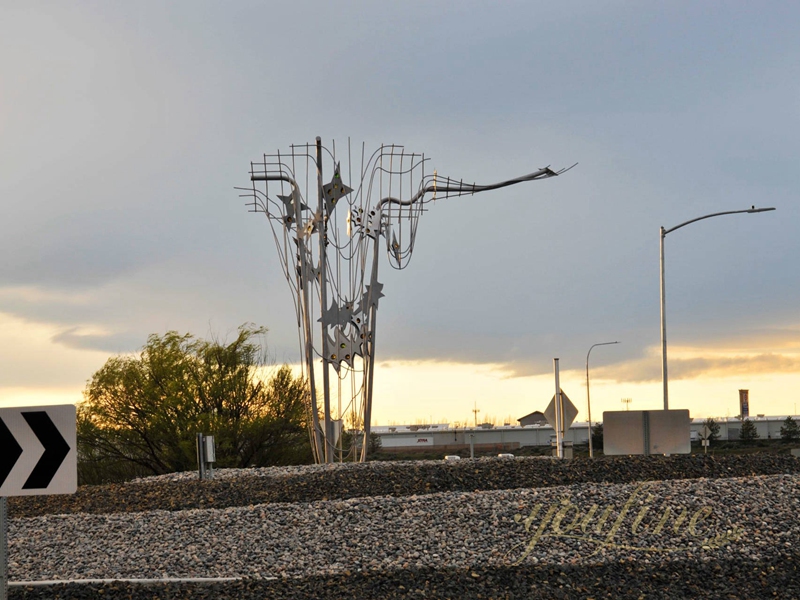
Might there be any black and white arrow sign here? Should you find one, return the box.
[0,405,76,497]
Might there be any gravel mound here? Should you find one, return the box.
[11,557,800,600]
[10,453,800,518]
[6,454,800,599]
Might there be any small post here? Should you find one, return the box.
[469,434,475,459]
[700,424,711,455]
[204,435,216,478]
[196,433,206,480]
[1,497,7,600]
[554,358,563,459]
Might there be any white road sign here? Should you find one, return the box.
[0,405,76,497]
[544,389,578,433]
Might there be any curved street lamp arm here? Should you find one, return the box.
[586,341,620,364]
[663,207,775,236]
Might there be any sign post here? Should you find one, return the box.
[553,359,562,458]
[544,379,579,460]
[0,404,77,598]
[699,424,712,455]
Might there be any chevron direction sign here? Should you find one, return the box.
[0,405,76,496]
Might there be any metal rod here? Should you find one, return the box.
[316,137,333,464]
[586,341,619,458]
[295,182,323,462]
[376,166,564,208]
[659,207,775,411]
[360,233,381,462]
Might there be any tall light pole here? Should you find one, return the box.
[586,341,619,458]
[660,206,775,410]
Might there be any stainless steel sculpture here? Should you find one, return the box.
[240,137,570,463]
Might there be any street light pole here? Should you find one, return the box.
[586,341,619,458]
[660,206,775,410]
[660,225,668,410]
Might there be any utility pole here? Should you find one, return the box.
[472,402,480,427]
[621,398,632,411]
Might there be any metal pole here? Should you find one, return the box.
[586,341,619,458]
[586,356,593,459]
[659,207,774,412]
[297,190,324,463]
[316,137,333,463]
[0,497,7,600]
[360,234,382,462]
[554,358,563,459]
[660,227,669,410]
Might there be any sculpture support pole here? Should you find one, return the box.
[317,137,333,463]
[296,186,324,463]
[361,235,381,461]
[303,278,324,461]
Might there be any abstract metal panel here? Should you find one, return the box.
[239,138,570,463]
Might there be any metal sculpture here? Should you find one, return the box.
[240,137,570,463]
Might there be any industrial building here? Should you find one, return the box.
[372,415,797,454]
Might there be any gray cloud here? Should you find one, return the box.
[50,328,145,355]
[491,347,800,385]
[592,352,800,384]
[1,1,798,394]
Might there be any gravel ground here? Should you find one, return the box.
[11,559,800,600]
[6,454,800,599]
[10,454,800,517]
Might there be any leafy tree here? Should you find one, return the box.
[77,324,312,484]
[703,417,721,442]
[337,430,383,461]
[368,431,382,454]
[339,429,359,461]
[780,416,800,442]
[591,422,603,451]
[739,418,760,443]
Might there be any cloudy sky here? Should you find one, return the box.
[2,1,798,425]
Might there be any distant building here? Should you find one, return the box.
[518,411,547,426]
[370,415,795,454]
